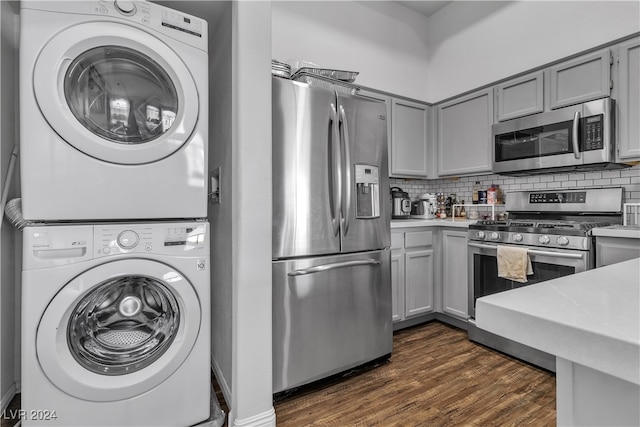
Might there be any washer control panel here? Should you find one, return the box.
[96,222,208,256]
[23,222,208,269]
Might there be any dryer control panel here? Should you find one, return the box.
[21,1,208,51]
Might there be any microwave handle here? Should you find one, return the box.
[572,111,581,159]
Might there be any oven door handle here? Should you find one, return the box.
[467,242,585,259]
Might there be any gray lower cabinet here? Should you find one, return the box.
[595,236,640,268]
[615,37,640,161]
[441,229,468,320]
[390,229,434,323]
[437,88,493,177]
[548,48,612,109]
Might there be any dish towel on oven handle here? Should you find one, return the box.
[497,245,533,283]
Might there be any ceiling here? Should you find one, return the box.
[395,1,453,17]
[156,1,454,43]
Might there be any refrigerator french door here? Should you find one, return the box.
[272,77,392,393]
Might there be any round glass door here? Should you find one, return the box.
[67,275,180,376]
[36,259,201,402]
[65,46,179,145]
[33,22,200,164]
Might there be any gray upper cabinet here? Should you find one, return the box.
[437,88,493,177]
[391,98,430,178]
[495,71,544,122]
[549,48,611,109]
[615,37,640,161]
[358,90,393,169]
[358,91,430,178]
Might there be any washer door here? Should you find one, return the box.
[33,21,199,165]
[37,259,201,402]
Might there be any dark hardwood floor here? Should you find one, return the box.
[274,321,556,426]
[2,321,556,427]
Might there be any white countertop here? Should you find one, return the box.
[391,219,476,229]
[592,224,640,239]
[476,257,640,385]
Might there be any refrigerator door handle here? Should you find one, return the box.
[330,103,341,237]
[339,104,352,236]
[287,259,381,276]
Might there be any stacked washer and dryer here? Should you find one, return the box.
[19,1,211,426]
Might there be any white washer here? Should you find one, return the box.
[19,1,208,221]
[21,221,210,426]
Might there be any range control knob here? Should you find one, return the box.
[476,231,486,240]
[117,230,139,249]
[557,236,570,246]
[115,0,137,15]
[513,233,523,242]
[489,232,500,241]
[538,235,551,245]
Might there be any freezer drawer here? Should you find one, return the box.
[272,249,392,393]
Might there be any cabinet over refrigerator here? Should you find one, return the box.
[272,76,392,394]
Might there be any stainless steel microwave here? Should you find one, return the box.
[492,98,629,175]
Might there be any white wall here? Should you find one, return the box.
[272,1,430,100]
[425,1,640,102]
[208,0,234,410]
[0,0,19,412]
[230,2,274,426]
[272,1,640,103]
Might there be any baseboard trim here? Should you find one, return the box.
[232,407,276,427]
[210,358,231,410]
[393,313,436,331]
[1,383,16,413]
[435,313,469,330]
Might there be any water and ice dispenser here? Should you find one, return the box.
[355,164,380,218]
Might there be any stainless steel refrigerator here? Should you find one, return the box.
[272,76,392,393]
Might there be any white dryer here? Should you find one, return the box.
[21,221,210,426]
[19,1,208,221]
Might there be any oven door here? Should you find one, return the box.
[467,242,592,318]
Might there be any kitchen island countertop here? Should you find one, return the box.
[476,257,640,384]
[475,257,640,426]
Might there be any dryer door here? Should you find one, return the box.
[36,259,201,402]
[33,21,199,165]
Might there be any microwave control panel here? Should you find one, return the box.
[582,114,604,151]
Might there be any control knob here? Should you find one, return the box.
[115,0,137,15]
[476,231,486,240]
[117,230,139,249]
[489,232,500,241]
[557,236,570,246]
[512,233,523,242]
[538,235,550,245]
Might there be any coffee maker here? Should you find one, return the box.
[410,193,438,219]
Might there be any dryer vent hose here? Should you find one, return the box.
[5,198,32,231]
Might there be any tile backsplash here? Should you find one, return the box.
[390,164,640,206]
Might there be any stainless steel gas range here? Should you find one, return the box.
[467,187,623,371]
